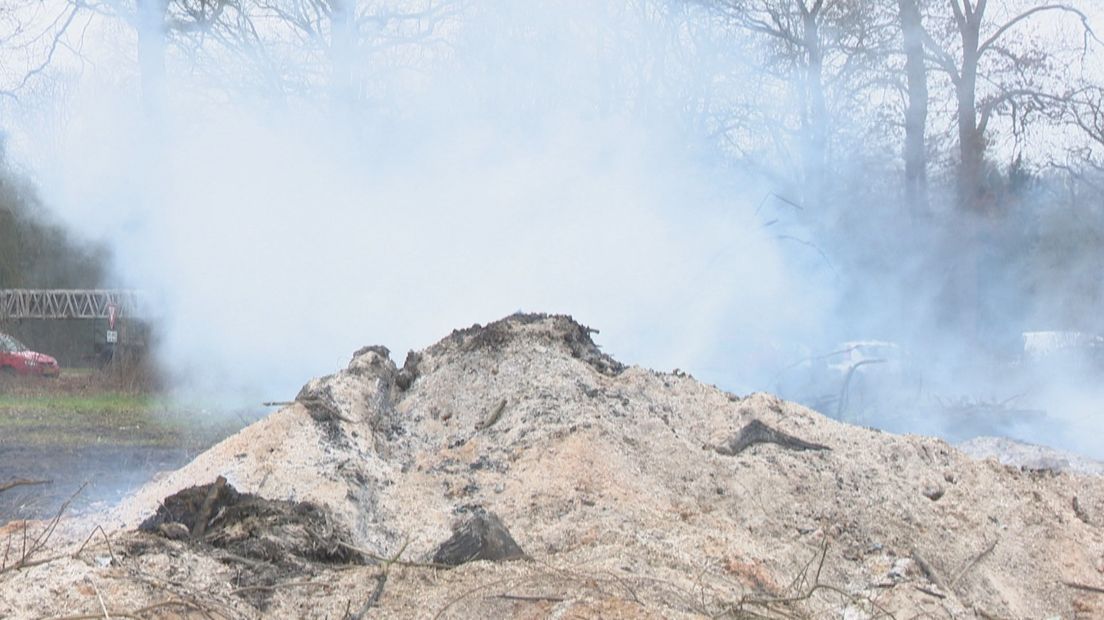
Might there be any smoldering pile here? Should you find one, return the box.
[2,313,1104,619]
[133,476,363,607]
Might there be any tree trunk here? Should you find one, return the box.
[948,3,986,345]
[136,0,168,118]
[329,0,356,113]
[801,7,828,210]
[955,10,983,212]
[898,0,928,218]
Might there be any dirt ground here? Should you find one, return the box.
[0,372,256,522]
[3,315,1104,619]
[0,444,198,520]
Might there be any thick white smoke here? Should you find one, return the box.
[4,1,1101,460]
[4,2,825,405]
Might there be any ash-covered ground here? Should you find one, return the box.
[2,314,1103,619]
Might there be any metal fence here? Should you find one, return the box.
[0,289,147,320]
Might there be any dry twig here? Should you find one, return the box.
[492,593,565,603]
[914,585,946,599]
[229,580,328,595]
[1063,580,1104,595]
[74,525,118,566]
[949,539,997,589]
[347,538,411,619]
[44,599,208,620]
[85,576,110,619]
[336,540,451,570]
[1,482,87,574]
[433,574,533,620]
[909,548,949,594]
[714,542,896,620]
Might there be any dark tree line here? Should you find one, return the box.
[0,151,108,289]
[709,0,1104,345]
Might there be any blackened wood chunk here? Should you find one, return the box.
[395,351,422,391]
[139,478,362,566]
[432,508,526,567]
[715,419,829,456]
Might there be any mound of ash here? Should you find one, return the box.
[4,313,1104,619]
[426,313,624,377]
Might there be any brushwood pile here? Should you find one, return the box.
[2,314,1104,618]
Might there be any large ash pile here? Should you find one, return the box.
[3,313,1104,618]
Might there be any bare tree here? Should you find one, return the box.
[709,0,899,215]
[0,0,238,113]
[898,0,928,217]
[715,0,835,208]
[0,0,89,101]
[920,0,1095,212]
[226,0,460,111]
[1069,86,1104,167]
[136,0,170,114]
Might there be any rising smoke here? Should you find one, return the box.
[2,1,1102,458]
[5,2,820,397]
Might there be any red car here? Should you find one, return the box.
[0,332,60,377]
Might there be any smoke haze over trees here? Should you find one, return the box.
[0,148,107,289]
[1,0,1104,454]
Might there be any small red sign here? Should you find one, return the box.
[107,304,118,330]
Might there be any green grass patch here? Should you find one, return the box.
[0,392,256,448]
[0,392,159,414]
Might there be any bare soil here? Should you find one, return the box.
[0,444,196,521]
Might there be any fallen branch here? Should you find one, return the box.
[492,593,565,603]
[914,585,946,599]
[910,548,949,594]
[348,538,411,619]
[216,551,265,568]
[0,478,51,494]
[783,537,829,596]
[1063,580,1104,594]
[348,574,387,620]
[45,599,207,620]
[124,567,233,620]
[230,580,328,595]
